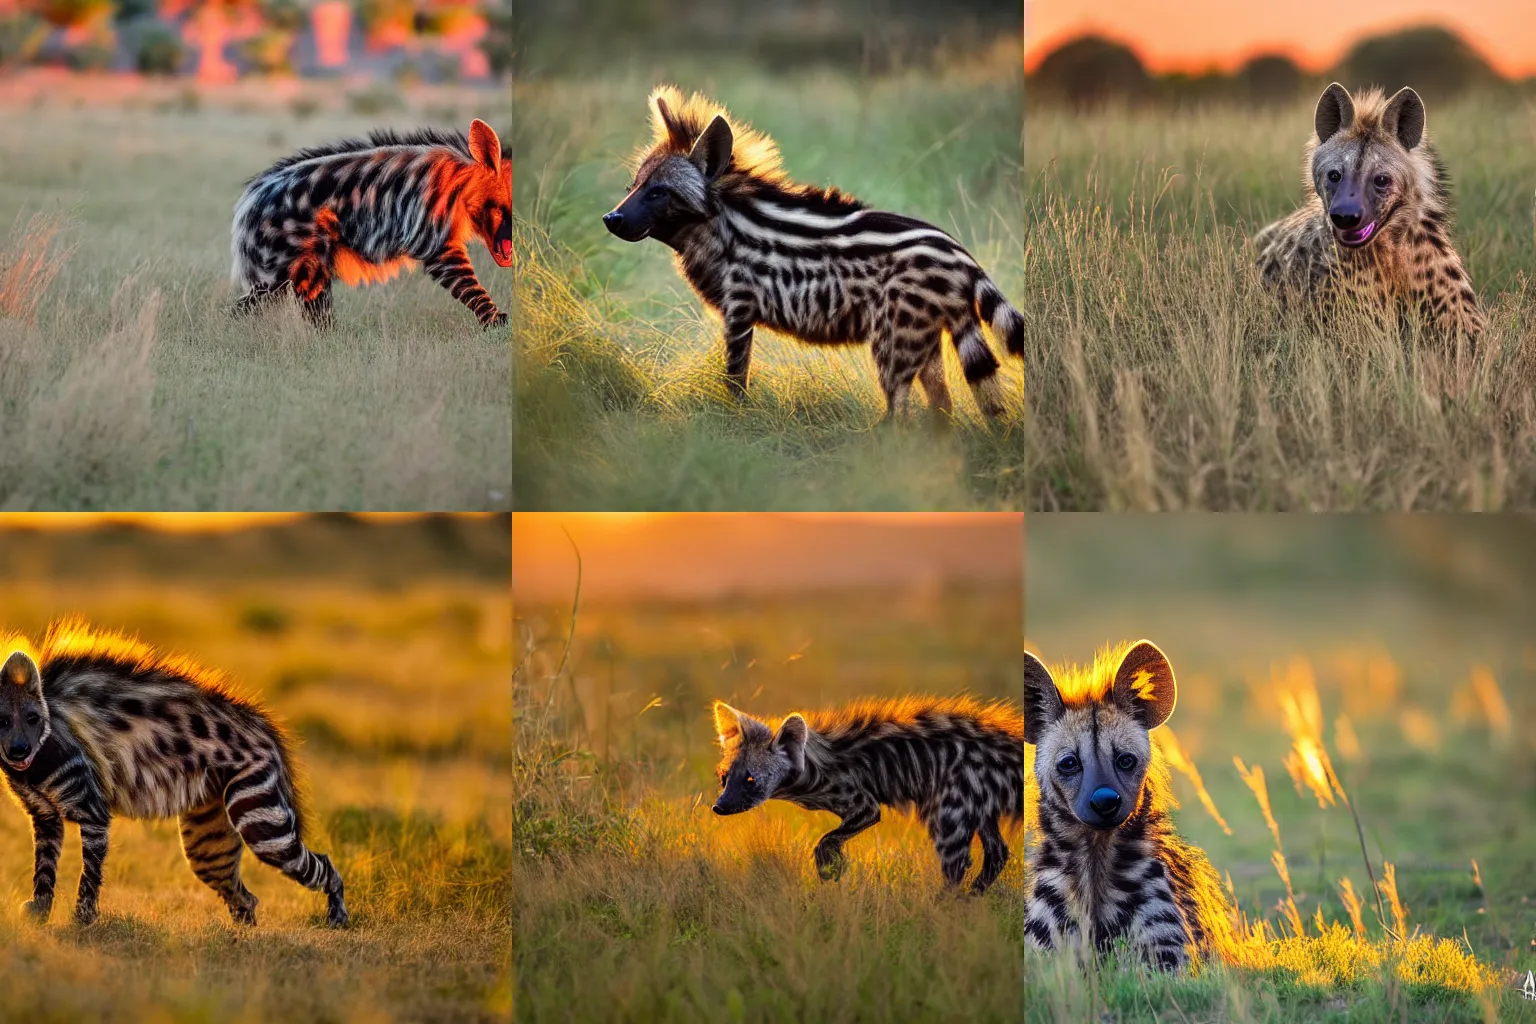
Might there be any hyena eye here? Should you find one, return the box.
[645,186,667,202]
[1326,169,1342,184]
[745,774,755,785]
[1373,174,1392,189]
[1056,753,1081,775]
[1115,753,1137,772]
[25,714,40,726]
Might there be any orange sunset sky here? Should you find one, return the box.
[1025,0,1536,77]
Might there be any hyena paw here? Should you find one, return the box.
[226,891,258,927]
[813,847,847,882]
[325,894,350,929]
[21,898,52,921]
[73,902,99,926]
[484,312,508,329]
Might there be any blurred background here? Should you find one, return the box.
[1026,514,1536,986]
[0,512,511,1021]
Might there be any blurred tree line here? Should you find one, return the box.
[515,0,1021,77]
[1028,25,1520,109]
[0,0,510,79]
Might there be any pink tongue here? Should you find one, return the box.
[498,241,513,258]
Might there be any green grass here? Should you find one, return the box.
[511,56,1028,510]
[0,87,511,510]
[1023,93,1536,510]
[0,569,512,1022]
[1024,514,1536,1021]
[513,583,1025,1021]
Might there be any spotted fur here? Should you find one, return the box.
[604,86,1024,419]
[1023,641,1233,971]
[1254,83,1484,343]
[0,621,345,928]
[231,119,512,328]
[712,696,1023,892]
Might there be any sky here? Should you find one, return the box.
[1024,0,1536,76]
[511,514,1024,603]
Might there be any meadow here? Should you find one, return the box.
[1025,514,1536,1021]
[0,520,511,1022]
[512,53,1028,511]
[513,583,1026,1021]
[1023,92,1536,510]
[0,77,511,510]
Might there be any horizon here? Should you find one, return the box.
[1025,0,1536,77]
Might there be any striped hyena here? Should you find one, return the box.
[1254,83,1483,342]
[0,622,346,928]
[231,119,512,328]
[603,86,1024,419]
[1023,641,1232,971]
[712,697,1023,892]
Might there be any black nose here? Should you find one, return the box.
[1330,209,1361,230]
[7,741,29,760]
[711,803,724,815]
[1089,787,1122,817]
[603,211,623,231]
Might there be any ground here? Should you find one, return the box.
[0,520,511,1022]
[0,75,511,511]
[512,53,1028,511]
[1023,91,1536,510]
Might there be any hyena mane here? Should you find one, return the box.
[0,619,345,928]
[1252,83,1483,343]
[711,694,1024,893]
[231,119,512,328]
[1023,641,1235,971]
[604,85,1025,420]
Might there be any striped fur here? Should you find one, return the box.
[0,622,345,928]
[712,696,1023,892]
[1254,83,1483,342]
[1024,642,1233,971]
[231,119,512,328]
[604,86,1024,418]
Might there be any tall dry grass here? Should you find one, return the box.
[1023,96,1536,510]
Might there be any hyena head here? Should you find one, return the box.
[1024,641,1177,831]
[710,700,808,815]
[603,88,738,246]
[0,650,49,771]
[465,119,513,267]
[1308,83,1432,251]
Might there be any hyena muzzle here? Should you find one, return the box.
[604,86,1024,420]
[1024,641,1233,971]
[0,625,347,928]
[712,696,1023,893]
[231,118,512,329]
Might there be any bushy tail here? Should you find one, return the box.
[974,275,1024,357]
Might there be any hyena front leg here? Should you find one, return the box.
[926,796,979,890]
[425,242,506,328]
[971,816,1010,895]
[180,798,258,926]
[720,308,755,399]
[812,795,880,881]
[73,815,111,925]
[286,220,337,329]
[22,803,63,920]
[224,764,348,928]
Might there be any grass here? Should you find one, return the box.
[0,552,511,1021]
[1023,93,1536,510]
[1024,514,1536,1021]
[513,582,1026,1021]
[0,86,511,510]
[511,54,1028,510]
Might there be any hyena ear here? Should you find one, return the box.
[713,700,745,745]
[1111,640,1177,731]
[1381,87,1425,150]
[2,651,41,697]
[774,714,808,775]
[1023,652,1065,745]
[467,119,502,174]
[688,115,734,182]
[654,94,691,151]
[1314,82,1354,143]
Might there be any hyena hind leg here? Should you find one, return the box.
[926,804,977,890]
[916,347,953,418]
[230,283,285,318]
[225,766,348,928]
[971,816,1009,894]
[179,798,258,926]
[873,325,929,423]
